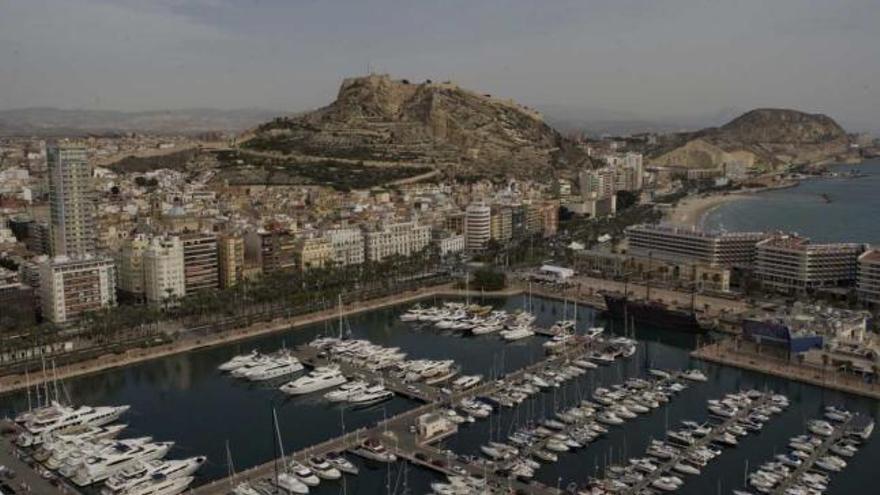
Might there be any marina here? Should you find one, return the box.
[1,294,878,495]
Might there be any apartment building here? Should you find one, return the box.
[218,234,245,289]
[293,236,333,270]
[47,142,97,258]
[181,232,219,293]
[755,235,865,292]
[490,206,513,242]
[143,236,185,305]
[326,228,365,266]
[364,221,431,262]
[39,256,116,323]
[247,229,298,274]
[626,224,770,266]
[857,249,880,306]
[116,234,149,299]
[464,203,491,252]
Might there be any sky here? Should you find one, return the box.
[0,0,878,131]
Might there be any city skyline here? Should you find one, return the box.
[1,0,879,133]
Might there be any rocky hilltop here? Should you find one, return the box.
[243,74,593,179]
[650,108,854,169]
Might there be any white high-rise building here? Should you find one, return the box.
[47,142,96,258]
[465,203,491,252]
[143,235,186,305]
[40,256,116,324]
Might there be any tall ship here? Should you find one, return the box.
[601,292,704,333]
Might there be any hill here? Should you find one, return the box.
[650,108,855,169]
[242,74,594,180]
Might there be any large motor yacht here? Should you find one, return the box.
[280,366,347,395]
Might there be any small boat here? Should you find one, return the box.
[681,369,708,382]
[308,456,341,480]
[325,452,358,475]
[350,439,396,463]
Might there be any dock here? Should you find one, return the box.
[191,339,611,494]
[769,415,858,495]
[623,394,773,494]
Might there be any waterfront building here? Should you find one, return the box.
[464,203,491,251]
[857,249,880,307]
[247,229,298,274]
[326,228,365,266]
[143,235,185,305]
[181,232,219,293]
[39,255,116,323]
[755,235,865,292]
[489,206,513,242]
[293,236,333,270]
[364,221,431,262]
[116,234,149,300]
[542,200,559,238]
[0,268,37,330]
[47,142,97,258]
[218,234,245,289]
[434,230,465,256]
[626,224,770,267]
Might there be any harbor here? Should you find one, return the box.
[1,294,878,495]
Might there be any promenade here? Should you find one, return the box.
[0,284,522,396]
[693,340,880,400]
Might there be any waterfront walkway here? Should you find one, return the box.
[0,421,78,495]
[693,341,880,400]
[0,284,523,396]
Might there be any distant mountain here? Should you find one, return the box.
[0,107,284,136]
[243,74,596,180]
[649,108,856,169]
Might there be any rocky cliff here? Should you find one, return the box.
[650,108,854,169]
[243,74,593,179]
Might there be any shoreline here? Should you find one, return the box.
[0,284,523,396]
[665,180,801,228]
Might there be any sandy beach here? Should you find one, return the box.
[664,193,751,228]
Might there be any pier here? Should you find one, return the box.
[191,340,608,494]
[769,415,858,495]
[623,394,773,494]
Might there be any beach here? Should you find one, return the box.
[664,193,750,227]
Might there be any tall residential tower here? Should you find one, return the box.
[47,142,96,258]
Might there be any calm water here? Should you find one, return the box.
[704,159,880,243]
[2,296,878,494]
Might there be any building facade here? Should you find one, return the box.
[857,249,880,306]
[364,221,431,262]
[755,235,865,292]
[626,224,770,267]
[218,234,245,289]
[293,237,333,270]
[181,232,219,293]
[143,236,185,305]
[326,228,365,267]
[116,234,149,299]
[465,203,491,252]
[47,143,96,258]
[39,256,116,323]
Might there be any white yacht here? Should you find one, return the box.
[218,351,260,372]
[348,385,394,407]
[18,403,130,447]
[275,472,309,494]
[120,475,194,495]
[102,456,206,495]
[350,439,396,463]
[451,375,482,390]
[230,355,275,378]
[308,456,341,480]
[324,380,368,402]
[245,357,304,382]
[501,326,535,341]
[34,423,127,462]
[71,441,174,486]
[49,436,154,471]
[289,461,320,486]
[681,369,708,382]
[325,452,358,475]
[280,366,347,395]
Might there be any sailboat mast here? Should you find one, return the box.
[25,369,32,412]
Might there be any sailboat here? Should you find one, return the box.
[227,442,260,495]
[272,409,310,494]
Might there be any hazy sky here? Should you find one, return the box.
[1,0,878,130]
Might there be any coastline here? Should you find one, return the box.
[665,180,800,228]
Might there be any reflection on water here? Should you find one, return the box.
[3,295,877,494]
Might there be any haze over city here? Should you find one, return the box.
[1,0,879,131]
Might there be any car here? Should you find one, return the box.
[452,465,467,475]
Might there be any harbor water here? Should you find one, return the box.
[2,295,878,494]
